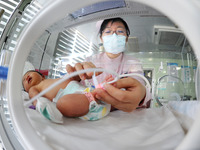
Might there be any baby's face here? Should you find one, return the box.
[22,71,44,92]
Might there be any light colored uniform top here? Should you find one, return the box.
[85,52,151,108]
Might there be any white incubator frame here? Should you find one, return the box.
[1,0,200,150]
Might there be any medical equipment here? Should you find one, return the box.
[167,63,178,82]
[0,0,200,150]
[0,66,8,79]
[155,75,185,106]
[181,66,192,83]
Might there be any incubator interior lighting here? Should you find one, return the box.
[71,0,126,18]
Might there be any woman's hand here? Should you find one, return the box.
[94,77,146,112]
[66,62,101,81]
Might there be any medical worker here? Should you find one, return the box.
[66,17,151,112]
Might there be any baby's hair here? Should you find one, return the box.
[24,70,43,77]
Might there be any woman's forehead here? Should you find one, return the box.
[106,21,125,28]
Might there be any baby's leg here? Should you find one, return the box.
[56,94,90,117]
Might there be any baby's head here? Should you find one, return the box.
[22,70,45,92]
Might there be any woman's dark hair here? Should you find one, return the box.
[99,17,130,37]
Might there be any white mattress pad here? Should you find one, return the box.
[25,106,188,150]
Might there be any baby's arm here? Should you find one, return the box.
[56,93,90,117]
[29,86,40,106]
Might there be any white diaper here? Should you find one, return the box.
[79,92,111,121]
[36,97,63,124]
[53,81,86,103]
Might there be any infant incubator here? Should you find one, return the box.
[0,0,200,150]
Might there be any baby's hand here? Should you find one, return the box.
[104,74,115,82]
[96,75,116,89]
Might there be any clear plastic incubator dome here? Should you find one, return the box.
[0,0,200,150]
[155,75,185,105]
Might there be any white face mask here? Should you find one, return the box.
[102,33,126,54]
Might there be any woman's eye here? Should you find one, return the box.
[105,30,111,33]
[118,30,124,33]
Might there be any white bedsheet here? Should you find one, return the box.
[25,106,188,150]
[168,101,200,120]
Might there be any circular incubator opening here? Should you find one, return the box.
[3,0,200,150]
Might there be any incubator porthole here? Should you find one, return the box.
[0,0,200,150]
